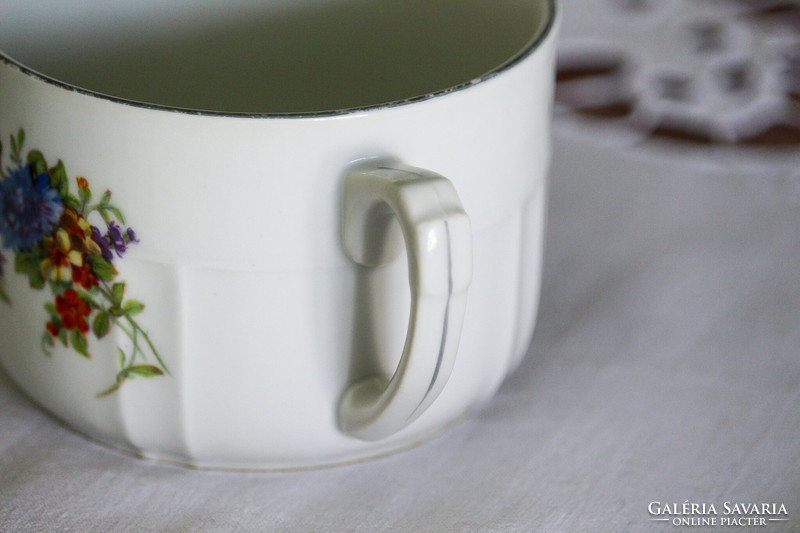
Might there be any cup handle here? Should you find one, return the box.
[339,161,472,441]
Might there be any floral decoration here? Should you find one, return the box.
[0,128,167,397]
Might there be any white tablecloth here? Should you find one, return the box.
[2,2,799,531]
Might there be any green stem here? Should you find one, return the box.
[97,281,115,303]
[96,279,167,373]
[125,325,140,369]
[110,316,135,347]
[84,197,109,214]
[125,315,169,374]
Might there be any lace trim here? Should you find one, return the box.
[556,0,800,146]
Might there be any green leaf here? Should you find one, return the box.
[41,332,54,356]
[58,327,68,347]
[121,299,144,315]
[105,205,126,224]
[70,329,90,358]
[126,364,164,378]
[27,269,46,290]
[14,250,40,275]
[87,254,116,281]
[42,331,54,345]
[44,301,58,317]
[92,311,111,338]
[111,282,125,307]
[17,128,25,151]
[62,194,82,213]
[48,280,72,295]
[27,150,47,175]
[49,160,69,197]
[118,348,126,368]
[0,284,9,305]
[10,132,18,156]
[14,248,47,289]
[100,190,112,206]
[79,185,92,206]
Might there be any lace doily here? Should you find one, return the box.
[556,0,800,149]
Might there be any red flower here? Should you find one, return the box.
[55,289,91,333]
[76,177,89,190]
[46,322,60,337]
[72,262,98,289]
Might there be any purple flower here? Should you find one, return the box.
[0,164,63,251]
[90,226,113,262]
[107,221,128,257]
[90,222,138,261]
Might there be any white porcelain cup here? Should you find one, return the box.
[0,0,558,469]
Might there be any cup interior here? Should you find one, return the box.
[0,0,551,114]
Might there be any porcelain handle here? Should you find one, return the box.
[338,162,472,441]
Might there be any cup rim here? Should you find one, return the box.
[0,0,556,119]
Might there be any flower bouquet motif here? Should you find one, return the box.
[0,128,167,396]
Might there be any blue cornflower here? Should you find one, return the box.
[0,164,63,252]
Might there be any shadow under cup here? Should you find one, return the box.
[0,0,551,114]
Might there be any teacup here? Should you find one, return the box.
[0,0,558,469]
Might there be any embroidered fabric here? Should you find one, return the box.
[556,0,800,148]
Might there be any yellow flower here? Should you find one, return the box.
[40,229,84,283]
[40,257,72,283]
